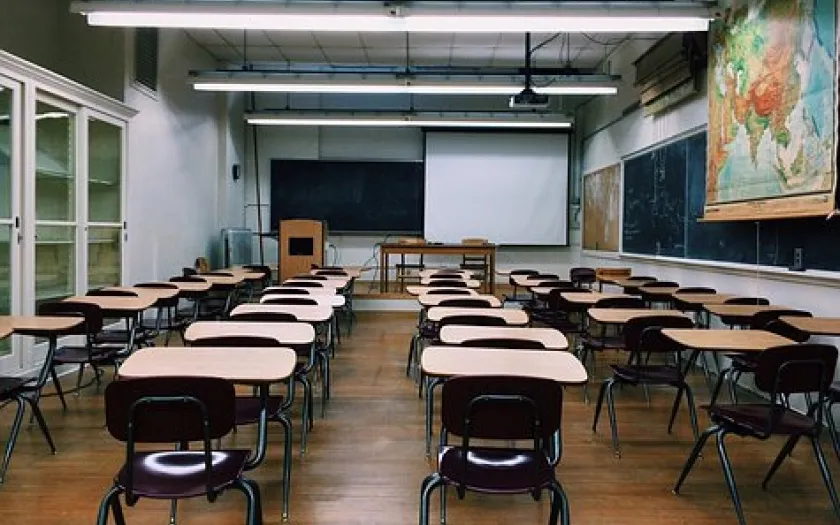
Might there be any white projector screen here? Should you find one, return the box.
[424,132,569,245]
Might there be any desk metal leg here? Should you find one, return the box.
[246,385,269,470]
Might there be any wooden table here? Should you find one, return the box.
[417,294,501,308]
[184,321,315,346]
[560,292,627,306]
[638,285,681,296]
[197,274,245,286]
[262,293,345,308]
[588,308,688,325]
[610,277,657,288]
[230,303,333,323]
[105,286,179,301]
[438,325,568,350]
[426,306,528,325]
[421,346,587,454]
[405,286,478,296]
[671,293,736,306]
[118,346,297,520]
[283,278,349,289]
[65,294,157,352]
[511,275,559,287]
[310,267,366,279]
[418,269,473,278]
[419,278,481,288]
[779,316,840,337]
[167,280,213,293]
[704,304,794,326]
[379,242,496,293]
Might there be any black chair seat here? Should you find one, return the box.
[438,446,554,493]
[583,335,625,350]
[0,377,33,396]
[419,323,437,338]
[115,450,250,499]
[830,382,840,402]
[234,396,286,425]
[726,353,758,371]
[54,345,122,364]
[610,364,682,385]
[706,404,817,436]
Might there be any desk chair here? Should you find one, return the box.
[395,238,426,292]
[504,269,539,305]
[420,375,570,525]
[674,344,840,525]
[569,267,597,289]
[460,238,490,290]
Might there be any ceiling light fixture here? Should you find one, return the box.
[245,112,573,129]
[190,75,618,96]
[71,1,716,33]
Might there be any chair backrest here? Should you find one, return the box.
[426,288,472,296]
[203,271,234,277]
[243,265,271,277]
[427,280,468,288]
[460,338,545,350]
[569,267,596,284]
[182,267,198,277]
[134,282,180,306]
[298,274,328,280]
[623,315,694,354]
[263,296,319,306]
[229,311,298,323]
[437,298,495,308]
[676,287,717,294]
[509,269,538,285]
[105,376,235,443]
[438,314,508,328]
[429,271,465,278]
[536,279,575,288]
[754,344,837,401]
[38,300,104,335]
[764,319,811,343]
[189,334,282,348]
[283,281,324,288]
[532,273,559,280]
[641,280,679,288]
[546,287,589,309]
[170,275,205,283]
[441,375,562,442]
[749,309,812,331]
[313,269,348,277]
[627,276,656,282]
[264,287,310,295]
[724,296,770,305]
[594,296,646,309]
[87,288,138,297]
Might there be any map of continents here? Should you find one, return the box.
[707,0,836,205]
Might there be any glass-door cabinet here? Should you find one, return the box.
[0,50,134,375]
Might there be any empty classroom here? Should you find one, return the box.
[0,1,838,525]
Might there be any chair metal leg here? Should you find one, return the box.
[49,367,67,411]
[810,436,840,521]
[709,367,730,407]
[0,396,25,484]
[591,380,609,433]
[25,395,56,454]
[729,370,742,405]
[169,499,178,525]
[674,425,717,494]
[419,473,444,525]
[683,385,700,441]
[828,404,840,462]
[762,434,800,489]
[715,430,747,525]
[75,364,86,394]
[440,484,447,525]
[96,485,125,525]
[667,387,685,435]
[605,379,621,457]
[279,414,293,521]
[234,477,264,525]
[297,375,312,455]
[407,335,417,377]
[548,480,570,525]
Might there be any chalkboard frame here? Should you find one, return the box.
[270,158,425,235]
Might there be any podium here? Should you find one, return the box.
[278,219,327,282]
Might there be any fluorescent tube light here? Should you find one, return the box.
[72,2,715,33]
[245,112,573,129]
[191,78,618,96]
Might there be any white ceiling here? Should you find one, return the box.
[186,29,630,70]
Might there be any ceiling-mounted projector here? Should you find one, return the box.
[509,86,549,109]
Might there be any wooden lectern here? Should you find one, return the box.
[278,219,327,282]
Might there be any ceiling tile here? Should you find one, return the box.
[452,33,500,47]
[360,32,406,48]
[280,46,328,63]
[239,46,284,62]
[200,45,242,62]
[311,32,363,48]
[185,29,225,46]
[408,33,455,48]
[264,32,318,47]
[321,47,371,65]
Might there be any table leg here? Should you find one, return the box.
[489,249,496,294]
[279,410,292,521]
[379,248,387,293]
[245,385,269,470]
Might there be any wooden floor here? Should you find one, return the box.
[0,311,838,524]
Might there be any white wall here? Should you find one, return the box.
[245,116,581,276]
[124,28,234,282]
[578,36,840,400]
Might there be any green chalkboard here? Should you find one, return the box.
[622,131,840,271]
